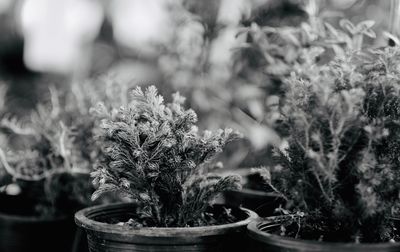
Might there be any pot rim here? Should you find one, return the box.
[247,218,400,250]
[75,202,258,237]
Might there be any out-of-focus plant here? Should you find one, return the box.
[232,1,378,155]
[0,100,93,216]
[237,16,376,78]
[257,47,400,243]
[160,0,379,159]
[90,85,241,227]
[109,0,174,57]
[0,83,6,114]
[159,1,284,163]
[61,78,129,168]
[0,83,10,185]
[0,71,143,216]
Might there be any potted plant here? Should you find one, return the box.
[0,125,92,252]
[0,72,142,252]
[247,47,400,251]
[0,87,95,252]
[75,85,257,251]
[224,0,377,214]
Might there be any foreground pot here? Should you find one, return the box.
[223,189,283,217]
[75,202,258,252]
[0,194,77,252]
[247,218,400,252]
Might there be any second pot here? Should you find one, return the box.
[0,193,77,252]
[247,218,400,252]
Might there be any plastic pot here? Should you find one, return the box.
[247,218,400,252]
[223,189,283,217]
[0,194,77,252]
[75,202,258,252]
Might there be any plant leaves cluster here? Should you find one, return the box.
[264,47,400,242]
[0,74,140,217]
[91,85,241,227]
[0,114,92,217]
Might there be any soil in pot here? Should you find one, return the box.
[75,202,258,252]
[0,193,78,252]
[247,218,400,252]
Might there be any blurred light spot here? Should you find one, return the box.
[330,0,359,9]
[108,61,162,85]
[209,27,238,67]
[19,0,104,74]
[110,0,173,57]
[217,0,251,25]
[4,183,21,195]
[0,0,12,15]
[247,124,279,150]
[175,20,204,68]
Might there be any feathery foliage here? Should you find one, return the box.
[0,119,93,216]
[261,47,400,243]
[91,85,241,227]
[0,84,95,216]
[0,74,140,216]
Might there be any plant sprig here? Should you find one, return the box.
[91,85,242,227]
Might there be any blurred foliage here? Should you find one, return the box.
[0,109,93,217]
[257,47,400,242]
[0,0,398,174]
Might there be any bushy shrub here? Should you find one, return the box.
[0,71,144,216]
[0,84,95,216]
[0,118,92,216]
[90,86,242,227]
[262,47,400,242]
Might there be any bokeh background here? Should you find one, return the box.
[0,0,396,169]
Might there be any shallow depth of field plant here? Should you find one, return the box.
[0,89,93,217]
[0,131,92,217]
[258,47,400,243]
[90,85,242,227]
[0,71,150,218]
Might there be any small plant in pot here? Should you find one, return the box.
[0,131,93,252]
[224,1,377,214]
[247,48,400,251]
[75,86,257,252]
[0,98,93,252]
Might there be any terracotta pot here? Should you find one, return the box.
[247,218,400,252]
[223,189,283,217]
[0,194,77,252]
[75,202,258,252]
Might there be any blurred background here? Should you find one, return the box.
[0,0,396,169]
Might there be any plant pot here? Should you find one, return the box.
[247,218,400,252]
[223,189,283,217]
[0,194,77,252]
[75,202,258,252]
